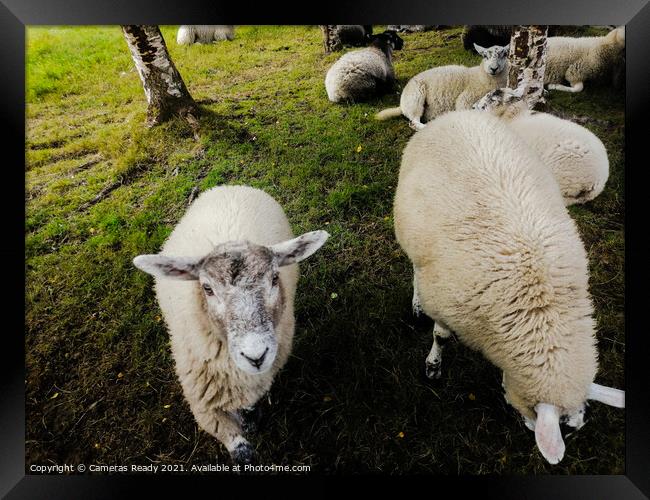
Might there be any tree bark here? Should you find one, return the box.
[474,25,549,111]
[122,25,200,131]
[320,25,343,53]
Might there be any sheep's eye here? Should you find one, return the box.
[202,284,214,296]
[271,273,279,287]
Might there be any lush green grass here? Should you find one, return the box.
[26,25,624,474]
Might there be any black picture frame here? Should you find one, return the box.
[4,0,649,497]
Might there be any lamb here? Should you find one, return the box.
[177,25,235,45]
[494,102,609,205]
[133,185,329,464]
[375,44,509,130]
[544,26,625,93]
[393,109,624,464]
[325,31,404,104]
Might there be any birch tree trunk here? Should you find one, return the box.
[320,25,343,53]
[474,25,549,111]
[122,25,199,130]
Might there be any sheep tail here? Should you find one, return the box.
[375,107,402,121]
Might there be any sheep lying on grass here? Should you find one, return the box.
[325,31,404,103]
[393,110,624,464]
[495,103,609,206]
[177,25,235,45]
[134,185,329,464]
[375,44,509,129]
[545,26,625,93]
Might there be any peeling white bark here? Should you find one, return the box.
[320,25,343,53]
[122,25,198,127]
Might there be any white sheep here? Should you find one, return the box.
[393,110,624,464]
[133,185,329,464]
[493,102,610,206]
[375,44,509,130]
[177,25,235,45]
[325,31,404,103]
[544,26,625,93]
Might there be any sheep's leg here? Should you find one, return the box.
[425,321,452,379]
[548,81,584,93]
[193,405,254,464]
[523,415,536,431]
[239,401,264,434]
[400,80,427,130]
[412,268,423,317]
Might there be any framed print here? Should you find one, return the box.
[4,0,649,497]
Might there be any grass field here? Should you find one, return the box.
[25,25,625,474]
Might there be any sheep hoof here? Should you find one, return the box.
[425,361,442,379]
[231,442,255,465]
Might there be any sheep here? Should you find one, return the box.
[336,25,374,46]
[177,25,235,45]
[325,30,404,103]
[544,26,625,93]
[133,185,329,464]
[375,44,509,129]
[494,102,609,206]
[393,109,624,464]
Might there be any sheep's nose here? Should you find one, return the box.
[241,347,269,370]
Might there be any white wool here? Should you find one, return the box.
[152,185,299,458]
[503,109,609,205]
[394,110,598,422]
[177,25,235,45]
[544,27,625,92]
[325,46,394,103]
[375,59,508,127]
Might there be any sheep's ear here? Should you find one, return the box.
[534,403,565,464]
[270,230,330,267]
[499,45,510,56]
[474,43,487,56]
[588,383,625,408]
[133,254,201,280]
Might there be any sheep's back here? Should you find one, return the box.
[394,111,587,340]
[325,48,389,101]
[509,112,609,205]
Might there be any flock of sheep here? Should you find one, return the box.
[134,25,626,467]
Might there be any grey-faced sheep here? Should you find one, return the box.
[325,31,404,104]
[375,44,509,129]
[133,185,329,464]
[545,26,625,93]
[393,109,624,464]
[177,25,235,45]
